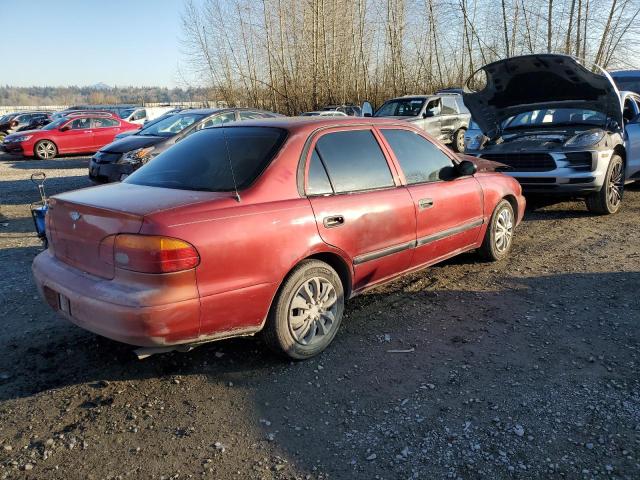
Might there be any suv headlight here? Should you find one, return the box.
[564,130,605,147]
[120,146,155,164]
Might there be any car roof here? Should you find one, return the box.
[219,116,417,134]
[65,110,117,117]
[6,111,51,115]
[179,107,279,115]
[390,93,462,100]
[610,70,640,77]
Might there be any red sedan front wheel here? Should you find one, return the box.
[34,140,58,160]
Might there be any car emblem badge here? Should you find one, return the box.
[70,211,81,229]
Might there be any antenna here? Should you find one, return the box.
[220,126,241,202]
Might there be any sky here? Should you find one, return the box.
[1,0,187,88]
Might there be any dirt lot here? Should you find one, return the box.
[0,152,638,480]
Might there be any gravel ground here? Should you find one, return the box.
[0,152,639,480]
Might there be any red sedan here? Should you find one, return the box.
[32,118,525,359]
[1,113,140,159]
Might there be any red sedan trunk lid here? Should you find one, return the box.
[47,183,227,279]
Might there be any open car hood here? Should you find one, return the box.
[463,54,622,139]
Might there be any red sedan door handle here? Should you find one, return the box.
[323,215,344,228]
[418,198,434,210]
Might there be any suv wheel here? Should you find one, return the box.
[586,154,624,215]
[478,199,515,261]
[451,129,466,153]
[263,260,344,360]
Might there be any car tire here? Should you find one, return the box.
[34,140,58,160]
[585,154,624,215]
[451,128,466,153]
[478,199,515,261]
[263,259,345,360]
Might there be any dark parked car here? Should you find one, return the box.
[0,111,52,141]
[17,113,53,132]
[34,117,524,359]
[463,54,640,215]
[610,70,640,94]
[374,94,471,152]
[89,108,283,183]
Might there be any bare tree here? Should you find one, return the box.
[180,0,640,111]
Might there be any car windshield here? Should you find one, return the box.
[503,109,606,129]
[118,108,136,119]
[374,98,425,117]
[42,118,69,130]
[125,127,287,191]
[135,113,206,137]
[612,76,640,94]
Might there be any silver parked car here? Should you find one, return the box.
[463,54,640,215]
[374,93,471,152]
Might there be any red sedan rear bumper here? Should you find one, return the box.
[32,250,202,347]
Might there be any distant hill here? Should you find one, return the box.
[90,82,112,91]
[0,85,211,106]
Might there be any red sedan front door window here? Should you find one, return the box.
[379,128,484,267]
[305,128,417,291]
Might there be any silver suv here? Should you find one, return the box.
[374,94,471,152]
[463,54,640,215]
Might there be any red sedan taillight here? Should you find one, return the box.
[102,235,200,273]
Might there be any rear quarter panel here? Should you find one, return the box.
[141,196,341,338]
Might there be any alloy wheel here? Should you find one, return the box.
[607,160,624,208]
[457,131,465,152]
[36,141,56,159]
[494,207,514,253]
[288,277,338,346]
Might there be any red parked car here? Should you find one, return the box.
[0,113,140,159]
[32,118,525,359]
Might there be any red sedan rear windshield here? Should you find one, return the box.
[125,126,287,192]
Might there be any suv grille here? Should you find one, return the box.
[479,153,556,171]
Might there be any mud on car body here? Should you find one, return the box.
[463,54,640,215]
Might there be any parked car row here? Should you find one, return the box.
[0,104,184,157]
[23,54,640,360]
[1,112,140,159]
[89,107,283,182]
